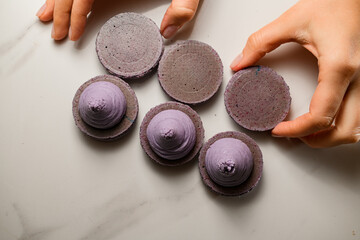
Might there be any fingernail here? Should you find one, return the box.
[162,25,180,39]
[51,25,55,39]
[271,133,283,138]
[36,3,46,17]
[69,27,73,40]
[230,53,243,70]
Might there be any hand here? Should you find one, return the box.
[36,0,199,41]
[230,0,360,148]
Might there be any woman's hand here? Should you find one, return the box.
[231,0,360,148]
[36,0,199,41]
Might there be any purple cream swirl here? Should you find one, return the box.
[79,81,127,129]
[205,138,253,187]
[146,109,196,160]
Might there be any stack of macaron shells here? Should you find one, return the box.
[96,12,164,79]
[225,66,291,131]
[158,40,223,104]
[199,131,263,196]
[140,102,205,166]
[72,75,138,141]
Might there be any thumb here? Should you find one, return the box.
[230,10,304,71]
[160,0,200,39]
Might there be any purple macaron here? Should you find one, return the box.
[96,12,163,79]
[158,40,223,104]
[225,66,291,131]
[72,75,138,141]
[199,131,263,196]
[140,102,205,166]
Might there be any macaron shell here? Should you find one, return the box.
[73,75,138,141]
[199,131,263,196]
[224,66,291,131]
[158,40,223,104]
[140,102,205,166]
[96,12,163,79]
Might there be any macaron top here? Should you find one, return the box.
[198,131,263,196]
[146,109,196,160]
[158,40,223,104]
[72,75,138,141]
[79,81,127,129]
[225,66,291,131]
[205,138,253,187]
[96,12,163,79]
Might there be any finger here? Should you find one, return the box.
[69,0,94,41]
[160,0,200,39]
[300,79,360,148]
[272,61,351,138]
[36,0,55,22]
[230,7,308,71]
[52,0,73,40]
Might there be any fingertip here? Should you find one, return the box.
[68,27,83,41]
[68,27,74,41]
[271,122,288,137]
[160,0,199,38]
[51,26,68,41]
[161,25,180,39]
[230,53,243,71]
[37,0,55,22]
[36,3,47,17]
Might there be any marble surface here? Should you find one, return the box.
[1,0,359,239]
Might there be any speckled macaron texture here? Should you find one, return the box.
[96,12,163,79]
[140,102,205,166]
[158,40,223,104]
[73,75,138,141]
[199,131,263,196]
[225,66,291,131]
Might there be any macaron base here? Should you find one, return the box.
[96,12,164,80]
[199,131,263,196]
[158,40,223,104]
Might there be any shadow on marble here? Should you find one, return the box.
[257,42,319,78]
[199,167,265,211]
[75,0,204,50]
[192,82,225,116]
[140,148,199,178]
[75,117,140,152]
[276,140,360,193]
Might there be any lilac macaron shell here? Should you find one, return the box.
[225,66,291,131]
[140,102,205,166]
[73,75,139,141]
[158,40,223,104]
[199,131,263,196]
[96,12,163,79]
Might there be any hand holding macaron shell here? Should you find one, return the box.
[230,0,360,148]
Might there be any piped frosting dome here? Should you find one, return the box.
[146,109,196,160]
[78,81,127,129]
[205,138,253,187]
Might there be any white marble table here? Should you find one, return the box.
[1,0,359,239]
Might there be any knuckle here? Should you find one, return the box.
[347,135,360,144]
[349,128,360,144]
[247,32,263,52]
[171,7,196,22]
[313,115,333,130]
[324,54,360,77]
